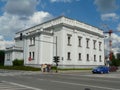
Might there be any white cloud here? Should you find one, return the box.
[29,11,53,26]
[0,36,4,41]
[117,24,120,31]
[0,0,53,49]
[4,0,39,17]
[0,35,14,50]
[0,11,53,40]
[94,0,118,13]
[104,33,120,55]
[101,13,119,21]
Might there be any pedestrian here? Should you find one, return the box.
[41,64,43,72]
[44,64,47,72]
[42,64,46,72]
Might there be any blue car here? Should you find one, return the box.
[92,66,109,74]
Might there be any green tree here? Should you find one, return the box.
[110,52,120,66]
[0,50,5,65]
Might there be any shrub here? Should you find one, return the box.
[110,59,120,66]
[51,66,57,70]
[13,59,24,66]
[0,66,40,71]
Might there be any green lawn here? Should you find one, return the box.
[0,66,40,71]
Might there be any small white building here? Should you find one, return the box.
[4,46,23,66]
[5,16,105,68]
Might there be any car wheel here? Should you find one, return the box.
[101,71,103,74]
[107,71,109,74]
[92,72,95,74]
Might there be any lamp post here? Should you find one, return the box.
[53,36,60,73]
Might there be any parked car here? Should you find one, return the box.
[109,66,118,72]
[92,66,109,74]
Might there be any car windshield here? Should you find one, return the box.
[94,66,104,69]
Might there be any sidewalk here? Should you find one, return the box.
[50,70,91,74]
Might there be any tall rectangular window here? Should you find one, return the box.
[93,40,96,49]
[67,52,71,60]
[7,53,10,61]
[32,52,35,60]
[94,55,96,62]
[78,53,81,60]
[86,38,89,48]
[78,36,82,47]
[29,52,31,57]
[30,37,35,45]
[99,42,102,51]
[99,55,102,62]
[33,37,35,45]
[30,38,32,45]
[87,54,89,61]
[67,34,72,46]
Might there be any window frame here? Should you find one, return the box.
[86,38,90,48]
[67,34,72,46]
[78,53,82,60]
[94,55,96,62]
[78,36,82,47]
[67,52,71,60]
[93,40,96,50]
[87,54,89,61]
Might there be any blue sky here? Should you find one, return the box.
[0,0,120,53]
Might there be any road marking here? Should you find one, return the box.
[50,80,119,90]
[2,81,43,90]
[61,75,120,83]
[43,74,120,83]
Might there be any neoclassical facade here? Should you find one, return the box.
[5,16,105,68]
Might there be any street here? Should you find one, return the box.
[0,70,120,90]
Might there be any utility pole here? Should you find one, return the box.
[56,36,57,56]
[53,36,60,73]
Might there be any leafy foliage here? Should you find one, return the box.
[0,50,5,65]
[13,59,24,66]
[110,53,120,66]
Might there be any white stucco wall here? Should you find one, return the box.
[57,26,104,68]
[4,50,23,66]
[12,16,104,68]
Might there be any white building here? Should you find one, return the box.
[4,46,23,66]
[5,16,105,68]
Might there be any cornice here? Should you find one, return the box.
[15,16,103,38]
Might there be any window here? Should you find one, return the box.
[93,40,96,49]
[67,34,72,46]
[99,42,102,51]
[30,38,32,45]
[33,37,35,45]
[99,55,102,62]
[86,38,89,48]
[7,53,10,61]
[78,53,81,60]
[32,52,35,60]
[87,54,89,61]
[29,52,35,60]
[29,52,31,57]
[78,36,82,47]
[28,52,32,61]
[94,55,96,62]
[30,37,35,46]
[67,52,71,60]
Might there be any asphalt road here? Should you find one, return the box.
[0,70,120,90]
